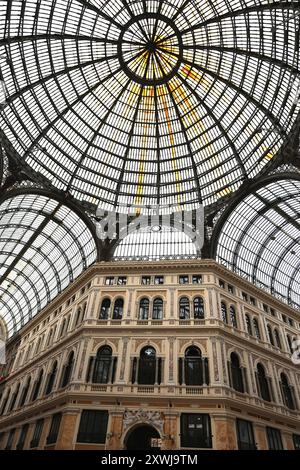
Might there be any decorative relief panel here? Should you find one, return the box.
[134,338,162,353]
[123,410,164,434]
[178,338,207,354]
[92,337,119,351]
[212,341,220,382]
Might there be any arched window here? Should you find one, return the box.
[32,370,44,402]
[179,297,190,320]
[153,298,163,320]
[60,319,66,338]
[267,325,274,346]
[139,298,150,320]
[19,377,31,407]
[46,329,53,347]
[82,302,87,319]
[179,346,209,386]
[74,307,82,327]
[280,373,295,410]
[256,364,271,402]
[99,299,111,320]
[287,335,293,354]
[193,297,205,319]
[113,298,124,320]
[137,347,160,385]
[45,361,57,395]
[253,318,261,339]
[8,383,20,412]
[245,314,252,335]
[230,306,237,328]
[229,353,244,393]
[61,352,74,388]
[274,329,282,349]
[221,302,228,323]
[92,346,115,384]
[0,389,10,416]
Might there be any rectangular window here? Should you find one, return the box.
[236,419,256,450]
[46,413,62,445]
[228,284,234,294]
[266,427,283,450]
[117,276,127,285]
[5,429,15,450]
[180,414,212,448]
[105,277,114,286]
[263,304,269,313]
[192,275,202,284]
[282,314,287,323]
[30,419,44,448]
[249,296,256,306]
[219,279,225,289]
[293,434,300,450]
[288,318,294,327]
[242,292,248,302]
[77,410,108,444]
[16,424,29,450]
[141,276,151,285]
[154,276,164,285]
[179,275,189,284]
[270,308,276,317]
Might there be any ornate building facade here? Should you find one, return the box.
[0,260,299,451]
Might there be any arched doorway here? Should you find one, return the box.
[125,424,160,450]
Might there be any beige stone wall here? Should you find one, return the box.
[1,261,300,450]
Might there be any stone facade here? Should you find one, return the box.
[0,260,299,450]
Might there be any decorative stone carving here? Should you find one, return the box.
[134,338,162,352]
[120,337,129,380]
[123,409,164,434]
[179,338,207,354]
[78,338,88,380]
[212,341,220,382]
[168,337,175,382]
[92,338,119,351]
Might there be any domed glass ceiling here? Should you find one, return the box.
[216,178,300,310]
[0,0,299,212]
[0,192,97,337]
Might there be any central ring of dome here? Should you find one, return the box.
[118,13,183,86]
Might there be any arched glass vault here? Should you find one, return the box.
[0,1,299,335]
[0,0,299,212]
[214,177,300,309]
[0,190,97,337]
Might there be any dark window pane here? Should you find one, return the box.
[266,427,283,450]
[77,410,108,444]
[236,419,256,450]
[47,413,62,445]
[180,414,212,448]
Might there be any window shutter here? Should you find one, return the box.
[267,376,274,402]
[178,358,182,385]
[254,371,260,397]
[241,367,249,393]
[227,361,233,387]
[111,357,117,384]
[86,357,94,383]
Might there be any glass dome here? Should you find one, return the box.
[215,178,300,309]
[0,191,97,336]
[0,0,299,212]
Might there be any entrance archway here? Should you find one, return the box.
[125,424,160,450]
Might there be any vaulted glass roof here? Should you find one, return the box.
[114,225,197,261]
[1,0,299,212]
[0,191,97,337]
[216,178,300,309]
[0,1,300,337]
